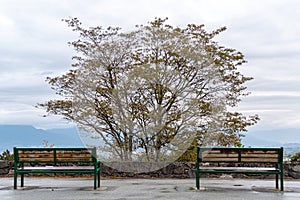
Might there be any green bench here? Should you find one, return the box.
[196,147,284,191]
[13,147,101,190]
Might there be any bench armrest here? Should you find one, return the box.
[95,160,101,168]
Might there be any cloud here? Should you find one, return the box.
[0,102,72,129]
[0,0,300,130]
[236,89,300,130]
[250,91,300,97]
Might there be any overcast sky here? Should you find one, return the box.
[0,0,299,131]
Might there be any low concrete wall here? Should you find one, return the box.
[101,162,195,178]
[100,162,300,179]
[1,160,300,179]
[288,163,300,179]
[0,160,13,175]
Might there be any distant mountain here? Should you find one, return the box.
[242,128,300,155]
[1,125,300,156]
[242,128,300,146]
[0,125,84,152]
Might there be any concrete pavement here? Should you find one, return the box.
[1,177,300,200]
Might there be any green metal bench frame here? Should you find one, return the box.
[196,147,284,191]
[13,147,101,190]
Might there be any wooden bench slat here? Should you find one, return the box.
[56,154,92,158]
[18,158,54,162]
[19,154,54,158]
[202,157,239,162]
[202,153,238,158]
[56,158,93,162]
[241,153,278,158]
[19,151,53,154]
[56,150,92,154]
[202,150,239,154]
[240,150,279,154]
[241,158,278,162]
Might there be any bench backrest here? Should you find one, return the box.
[14,147,97,164]
[197,147,283,164]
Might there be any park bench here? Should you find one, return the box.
[13,147,100,190]
[196,147,284,191]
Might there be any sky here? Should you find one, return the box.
[0,0,300,132]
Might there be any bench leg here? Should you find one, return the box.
[276,174,279,189]
[94,171,97,190]
[196,175,200,190]
[196,162,200,190]
[98,170,100,188]
[280,172,284,191]
[21,174,24,187]
[196,173,200,190]
[14,173,17,189]
[280,163,284,191]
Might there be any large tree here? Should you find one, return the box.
[39,18,259,161]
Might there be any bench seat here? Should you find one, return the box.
[18,166,95,170]
[199,167,280,172]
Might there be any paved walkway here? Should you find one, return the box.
[0,177,300,200]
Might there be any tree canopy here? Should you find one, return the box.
[39,18,259,162]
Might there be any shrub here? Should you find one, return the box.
[290,152,300,163]
[0,149,14,161]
